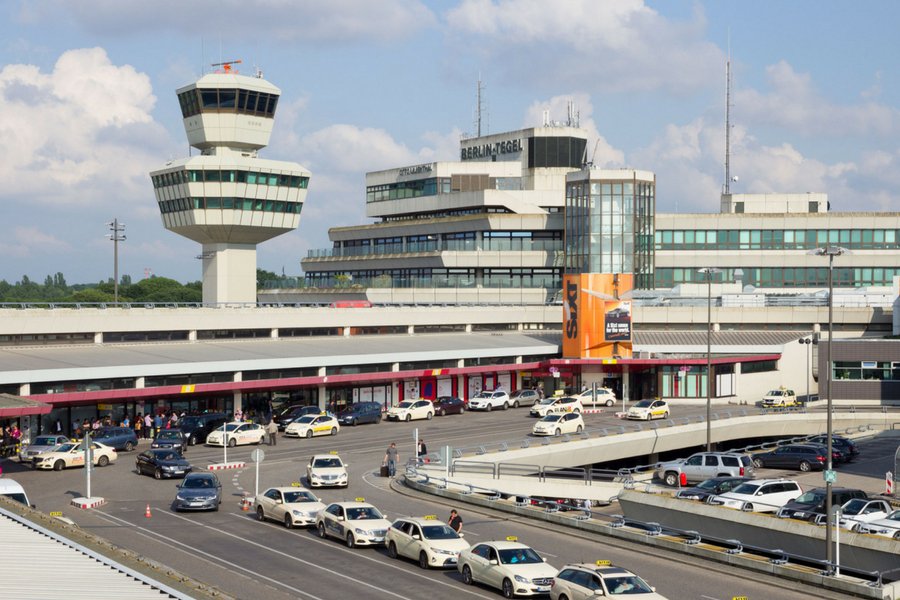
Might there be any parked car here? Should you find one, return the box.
[458,539,557,597]
[433,396,466,416]
[807,434,860,461]
[336,402,382,426]
[254,487,325,528]
[656,452,755,487]
[552,562,668,599]
[762,388,797,407]
[274,405,322,431]
[33,441,118,470]
[135,449,192,479]
[530,396,583,418]
[178,413,228,446]
[386,399,434,422]
[838,498,893,531]
[0,479,32,507]
[709,478,802,513]
[532,412,585,437]
[284,414,340,439]
[151,429,187,454]
[508,389,541,407]
[19,434,70,465]
[205,422,266,447]
[173,472,222,512]
[751,443,830,472]
[626,399,670,421]
[777,487,867,521]
[91,427,138,452]
[858,510,900,539]
[574,386,617,407]
[675,476,751,501]
[467,390,511,411]
[386,516,469,569]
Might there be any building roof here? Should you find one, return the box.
[634,330,808,348]
[0,393,52,418]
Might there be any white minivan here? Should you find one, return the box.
[0,479,32,507]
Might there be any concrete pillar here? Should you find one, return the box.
[188,330,198,341]
[234,371,242,383]
[344,326,351,337]
[232,392,242,413]
[19,383,30,396]
[622,366,630,404]
[465,323,473,333]
[317,385,327,410]
[408,325,415,335]
[271,328,279,339]
[135,377,145,389]
[94,332,103,344]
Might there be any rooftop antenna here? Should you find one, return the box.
[211,59,242,74]
[474,75,486,137]
[723,36,733,195]
[566,100,579,127]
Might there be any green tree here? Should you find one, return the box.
[70,288,116,303]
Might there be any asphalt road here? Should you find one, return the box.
[4,406,891,600]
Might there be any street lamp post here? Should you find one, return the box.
[810,245,848,573]
[697,267,721,452]
[799,335,818,403]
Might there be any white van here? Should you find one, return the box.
[0,479,32,507]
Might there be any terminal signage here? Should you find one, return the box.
[397,164,434,177]
[460,138,522,161]
[562,273,634,359]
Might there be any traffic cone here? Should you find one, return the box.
[145,503,152,518]
[241,494,251,511]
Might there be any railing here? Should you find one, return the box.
[305,239,564,259]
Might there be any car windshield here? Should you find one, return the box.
[498,547,542,564]
[155,451,179,461]
[183,477,216,489]
[696,479,722,491]
[157,431,182,440]
[886,511,900,522]
[422,524,459,540]
[841,499,868,515]
[474,392,490,398]
[215,424,241,432]
[93,429,115,438]
[180,416,201,427]
[730,483,760,495]
[633,400,653,408]
[296,416,316,424]
[540,415,561,423]
[346,506,383,520]
[397,402,414,409]
[794,490,826,504]
[283,491,316,503]
[313,458,343,468]
[33,436,61,445]
[538,398,556,406]
[57,443,78,453]
[766,390,784,397]
[604,575,654,594]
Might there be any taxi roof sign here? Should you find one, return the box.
[329,450,339,455]
[424,515,438,520]
[595,560,612,566]
[50,511,63,517]
[290,481,302,487]
[505,535,518,542]
[355,497,366,502]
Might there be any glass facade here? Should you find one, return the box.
[565,174,655,288]
[152,169,309,189]
[178,88,279,119]
[655,228,899,250]
[158,197,302,215]
[527,137,587,169]
[655,266,900,288]
[833,361,900,381]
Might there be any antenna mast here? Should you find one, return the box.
[475,76,486,137]
[724,47,732,194]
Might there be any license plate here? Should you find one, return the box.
[173,470,184,474]
[190,502,204,507]
[536,586,550,592]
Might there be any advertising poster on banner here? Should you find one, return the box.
[437,378,453,398]
[562,272,634,359]
[404,380,420,400]
[604,301,632,342]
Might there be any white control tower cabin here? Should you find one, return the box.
[150,61,310,304]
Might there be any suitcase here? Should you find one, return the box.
[380,465,390,477]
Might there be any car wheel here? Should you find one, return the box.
[346,532,356,548]
[317,522,327,538]
[645,413,651,421]
[54,460,65,471]
[893,531,900,540]
[350,418,357,426]
[605,399,614,407]
[574,407,582,414]
[502,402,509,410]
[662,411,670,419]
[439,408,446,417]
[305,430,313,439]
[664,472,679,487]
[284,514,293,529]
[405,414,412,422]
[189,435,196,446]
[227,438,237,448]
[418,551,429,569]
[97,455,110,467]
[512,400,520,408]
[375,415,382,424]
[502,578,514,599]
[154,468,163,480]
[576,425,583,433]
[485,404,492,412]
[752,458,764,468]
[559,596,570,600]
[555,428,561,437]
[387,541,398,559]
[426,412,433,420]
[255,506,265,521]
[124,441,134,452]
[742,503,754,512]
[462,565,474,585]
[460,406,465,413]
[799,460,812,472]
[330,427,337,436]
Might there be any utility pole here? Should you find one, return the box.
[107,219,126,303]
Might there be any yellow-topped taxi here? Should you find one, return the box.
[532,412,585,437]
[254,486,326,528]
[626,399,670,421]
[33,441,117,471]
[551,561,669,599]
[315,500,391,548]
[205,422,266,447]
[284,414,340,438]
[386,515,469,569]
[306,453,349,488]
[458,538,557,597]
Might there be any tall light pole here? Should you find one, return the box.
[799,335,818,403]
[810,245,848,573]
[107,219,126,303]
[698,267,721,452]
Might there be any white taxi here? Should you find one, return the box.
[385,399,434,422]
[254,486,326,528]
[552,561,668,599]
[458,539,557,597]
[532,412,585,437]
[205,422,266,447]
[284,414,340,438]
[858,510,900,538]
[33,441,118,470]
[626,399,669,421]
[575,387,617,407]
[386,516,469,569]
[529,396,583,418]
[306,453,349,488]
[762,387,797,407]
[315,500,392,548]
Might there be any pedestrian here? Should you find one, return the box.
[266,419,278,446]
[122,415,130,428]
[54,419,63,435]
[153,413,163,436]
[143,413,152,439]
[134,414,142,438]
[448,509,463,533]
[383,442,399,477]
[416,438,427,462]
[234,408,243,422]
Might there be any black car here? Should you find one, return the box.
[433,396,466,416]
[675,476,751,501]
[777,487,868,521]
[807,434,859,462]
[274,405,321,431]
[178,413,228,446]
[173,472,222,511]
[92,427,138,452]
[751,443,830,472]
[136,449,192,479]
[151,429,188,453]
[336,402,383,426]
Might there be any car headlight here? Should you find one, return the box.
[514,575,531,583]
[176,494,189,501]
[292,510,312,518]
[429,547,457,555]
[680,494,701,500]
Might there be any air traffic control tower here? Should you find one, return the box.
[150,62,310,304]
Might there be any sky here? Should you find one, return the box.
[1,0,898,285]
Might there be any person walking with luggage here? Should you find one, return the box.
[448,509,463,533]
[383,442,399,477]
[266,419,278,446]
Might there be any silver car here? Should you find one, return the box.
[20,435,71,465]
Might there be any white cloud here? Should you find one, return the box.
[0,226,71,259]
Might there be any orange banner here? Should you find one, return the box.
[562,273,633,359]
